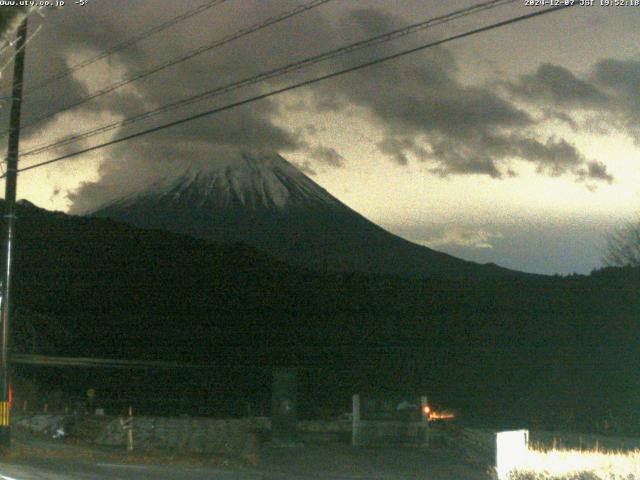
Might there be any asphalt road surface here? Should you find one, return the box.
[0,430,491,479]
[2,461,261,480]
[0,461,489,480]
[0,452,491,480]
[0,460,314,480]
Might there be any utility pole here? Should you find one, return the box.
[0,16,28,449]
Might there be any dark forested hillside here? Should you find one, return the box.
[5,200,640,432]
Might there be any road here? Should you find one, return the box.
[0,452,491,480]
[0,460,490,480]
[0,460,275,480]
[0,430,491,479]
[0,460,300,480]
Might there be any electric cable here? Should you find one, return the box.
[1,0,332,137]
[0,0,229,95]
[19,0,518,159]
[7,4,576,178]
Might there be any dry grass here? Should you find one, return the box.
[509,447,640,479]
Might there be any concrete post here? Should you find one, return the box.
[271,368,299,446]
[127,406,134,452]
[352,394,361,446]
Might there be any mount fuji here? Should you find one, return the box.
[88,151,519,279]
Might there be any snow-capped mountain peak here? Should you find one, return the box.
[100,151,339,212]
[89,149,518,280]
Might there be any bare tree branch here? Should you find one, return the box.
[604,220,640,267]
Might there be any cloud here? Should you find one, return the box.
[377,137,430,166]
[21,1,335,211]
[514,137,584,177]
[523,139,613,184]
[592,58,640,100]
[577,160,614,185]
[308,145,345,167]
[292,159,317,177]
[543,110,579,130]
[306,8,608,184]
[427,135,502,178]
[508,57,640,144]
[8,2,621,213]
[507,63,610,110]
[410,228,504,250]
[592,58,640,142]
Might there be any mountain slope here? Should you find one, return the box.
[88,151,523,279]
[5,199,640,431]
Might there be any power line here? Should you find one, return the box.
[0,24,42,78]
[0,6,45,78]
[12,346,425,368]
[19,0,517,159]
[3,0,332,137]
[12,353,211,369]
[7,4,576,178]
[0,0,229,96]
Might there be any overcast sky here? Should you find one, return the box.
[0,0,639,275]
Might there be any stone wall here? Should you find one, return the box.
[297,419,352,443]
[96,416,269,455]
[14,413,269,457]
[353,420,429,446]
[14,414,357,455]
[14,414,66,436]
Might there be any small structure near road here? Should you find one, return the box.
[271,368,300,447]
[351,394,429,446]
[495,429,529,480]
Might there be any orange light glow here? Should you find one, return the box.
[426,406,455,421]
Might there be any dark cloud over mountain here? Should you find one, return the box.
[0,1,628,212]
[507,63,610,110]
[306,8,613,183]
[308,145,345,167]
[508,57,640,144]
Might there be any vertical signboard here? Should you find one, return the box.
[271,368,298,445]
[495,429,529,480]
